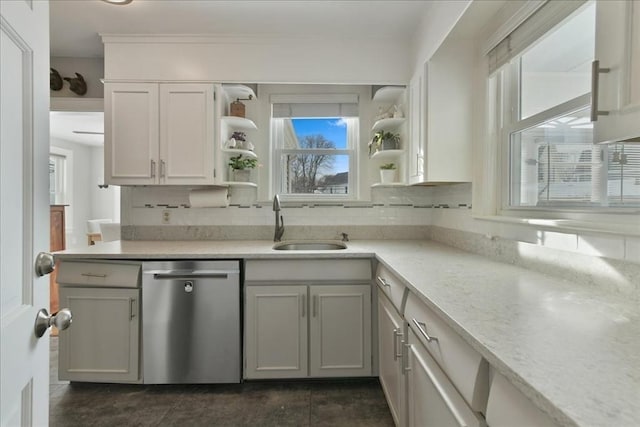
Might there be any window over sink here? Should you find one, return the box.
[271,94,359,199]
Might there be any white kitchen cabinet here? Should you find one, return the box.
[309,284,371,377]
[378,291,406,427]
[245,283,372,379]
[408,38,474,184]
[58,287,140,383]
[105,82,215,185]
[406,328,485,427]
[57,260,141,383]
[244,285,308,379]
[593,0,640,143]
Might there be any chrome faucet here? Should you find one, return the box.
[273,194,285,242]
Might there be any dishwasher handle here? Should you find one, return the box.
[152,273,230,280]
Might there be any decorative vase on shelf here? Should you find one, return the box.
[233,169,251,182]
[380,169,396,184]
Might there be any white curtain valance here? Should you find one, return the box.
[270,94,359,118]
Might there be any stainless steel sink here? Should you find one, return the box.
[272,240,347,251]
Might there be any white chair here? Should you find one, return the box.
[86,219,112,245]
[99,222,121,242]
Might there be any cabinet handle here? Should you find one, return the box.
[403,343,411,373]
[312,295,318,317]
[393,329,404,361]
[590,59,611,122]
[150,159,156,178]
[129,298,136,319]
[160,160,166,178]
[80,272,107,278]
[376,276,391,287]
[301,294,306,318]
[412,318,438,343]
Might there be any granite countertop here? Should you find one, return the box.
[54,239,639,427]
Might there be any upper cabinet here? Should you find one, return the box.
[593,0,640,143]
[105,82,215,185]
[408,38,474,185]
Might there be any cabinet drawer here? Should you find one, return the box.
[486,371,558,427]
[57,260,141,288]
[405,291,488,413]
[245,259,371,283]
[375,263,407,312]
[407,328,484,427]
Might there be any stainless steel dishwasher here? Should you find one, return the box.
[142,260,240,384]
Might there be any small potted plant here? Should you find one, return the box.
[228,154,257,182]
[369,130,400,155]
[379,163,397,184]
[230,131,247,149]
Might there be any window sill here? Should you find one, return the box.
[473,213,640,237]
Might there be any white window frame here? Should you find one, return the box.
[271,115,359,202]
[479,1,640,233]
[50,146,74,233]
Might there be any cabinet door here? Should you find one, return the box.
[407,329,483,427]
[594,1,640,143]
[408,65,426,184]
[105,82,159,185]
[245,285,308,379]
[58,287,140,382]
[160,84,215,184]
[309,284,371,377]
[378,293,405,427]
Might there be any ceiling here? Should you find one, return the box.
[49,1,431,147]
[50,112,104,147]
[49,0,431,58]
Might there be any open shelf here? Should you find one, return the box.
[372,86,405,103]
[222,181,258,188]
[221,116,257,130]
[370,149,404,160]
[371,182,406,188]
[222,84,257,101]
[221,148,257,159]
[372,117,405,132]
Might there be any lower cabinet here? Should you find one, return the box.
[406,328,484,427]
[378,292,406,427]
[58,287,140,382]
[245,284,371,379]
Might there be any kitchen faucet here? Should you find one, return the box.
[273,194,285,242]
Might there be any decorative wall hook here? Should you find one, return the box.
[63,72,87,96]
[50,68,63,91]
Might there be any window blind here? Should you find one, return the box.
[271,94,359,118]
[487,0,587,74]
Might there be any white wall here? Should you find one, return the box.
[50,139,119,248]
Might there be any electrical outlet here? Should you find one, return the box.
[162,210,171,224]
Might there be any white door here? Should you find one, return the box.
[160,84,215,185]
[1,0,51,425]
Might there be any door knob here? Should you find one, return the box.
[35,252,55,277]
[34,308,72,338]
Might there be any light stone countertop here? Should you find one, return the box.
[54,239,639,427]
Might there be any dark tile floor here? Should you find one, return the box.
[50,338,394,427]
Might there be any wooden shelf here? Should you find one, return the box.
[370,149,404,160]
[372,117,405,132]
[221,148,257,159]
[221,116,257,130]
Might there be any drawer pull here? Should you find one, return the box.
[412,318,438,343]
[301,294,306,318]
[403,343,411,373]
[376,276,391,287]
[80,272,107,278]
[393,329,404,361]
